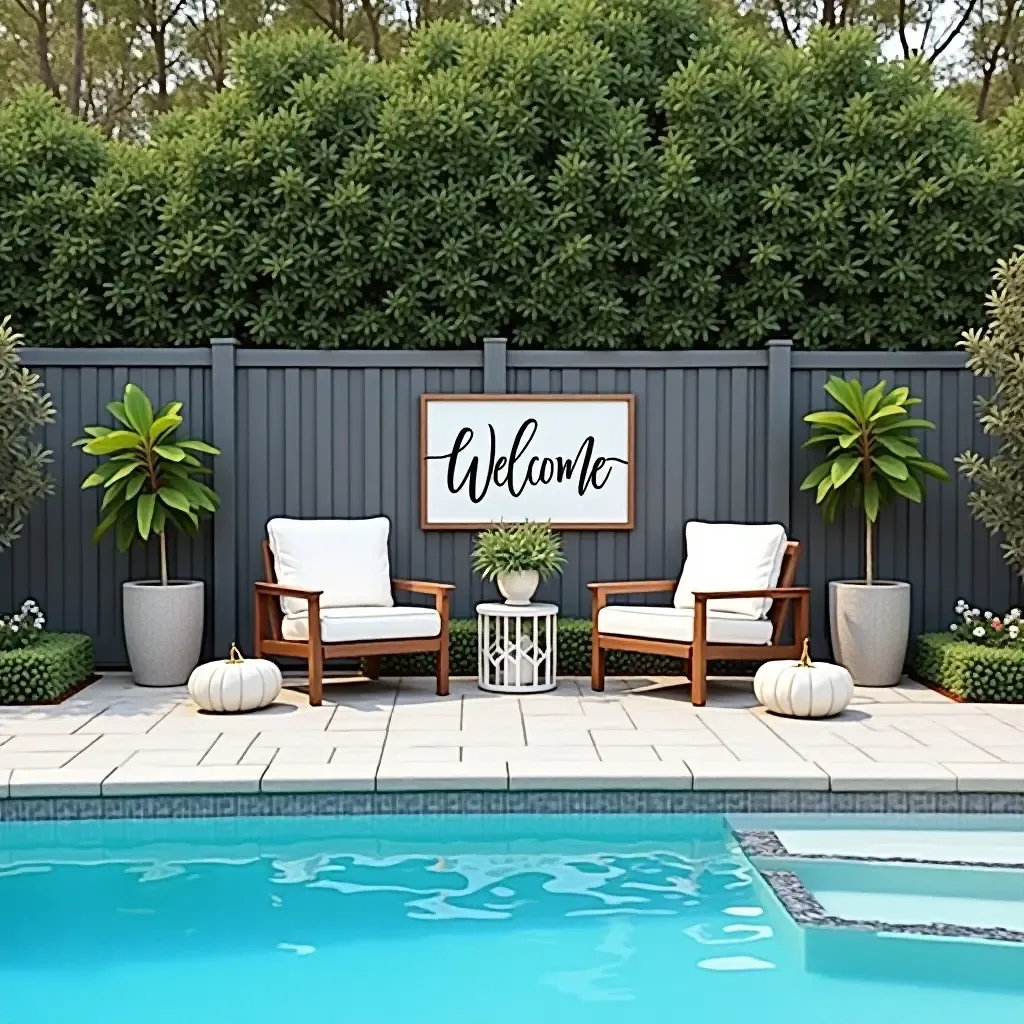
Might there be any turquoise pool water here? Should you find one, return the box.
[0,815,1021,1023]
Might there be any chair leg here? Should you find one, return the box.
[690,652,707,707]
[436,641,450,697]
[363,655,381,681]
[691,598,707,706]
[307,645,324,707]
[591,639,606,692]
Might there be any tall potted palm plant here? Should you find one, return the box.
[75,384,220,686]
[800,377,948,686]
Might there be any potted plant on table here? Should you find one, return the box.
[75,383,220,687]
[800,377,948,687]
[471,521,565,604]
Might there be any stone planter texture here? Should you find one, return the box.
[497,570,540,605]
[829,580,911,688]
[123,580,205,687]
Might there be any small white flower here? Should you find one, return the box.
[972,608,981,616]
[1011,608,1021,620]
[955,599,968,613]
[985,611,994,620]
[11,624,18,632]
[950,624,958,631]
[973,626,986,637]
[1010,625,1020,639]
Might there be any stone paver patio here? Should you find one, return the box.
[1,674,1023,796]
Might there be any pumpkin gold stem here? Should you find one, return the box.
[798,638,812,668]
[227,643,245,665]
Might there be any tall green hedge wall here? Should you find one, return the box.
[3,0,1023,350]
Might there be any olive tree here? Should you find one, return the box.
[0,317,56,549]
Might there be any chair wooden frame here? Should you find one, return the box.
[253,541,453,705]
[588,540,809,706]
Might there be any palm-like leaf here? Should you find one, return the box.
[801,376,949,582]
[74,383,220,584]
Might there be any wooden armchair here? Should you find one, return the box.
[253,518,452,705]
[589,525,809,706]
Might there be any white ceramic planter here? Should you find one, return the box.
[829,580,911,688]
[497,570,540,605]
[123,580,205,687]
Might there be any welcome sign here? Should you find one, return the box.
[420,395,634,529]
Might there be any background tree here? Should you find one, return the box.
[959,248,1024,576]
[0,317,56,549]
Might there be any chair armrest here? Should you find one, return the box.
[588,580,676,596]
[691,587,810,601]
[392,579,455,596]
[254,582,323,600]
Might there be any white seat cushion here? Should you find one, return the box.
[267,517,394,616]
[674,521,787,619]
[598,606,774,646]
[281,606,441,644]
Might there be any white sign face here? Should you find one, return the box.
[421,396,634,529]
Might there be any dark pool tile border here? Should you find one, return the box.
[736,829,1024,870]
[3,790,1024,821]
[761,869,1024,944]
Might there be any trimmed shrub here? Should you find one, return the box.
[380,617,755,678]
[1,1,1021,350]
[0,632,94,704]
[913,632,1024,702]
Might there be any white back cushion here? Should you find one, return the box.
[267,518,394,615]
[673,521,787,619]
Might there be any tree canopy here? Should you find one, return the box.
[2,0,1023,349]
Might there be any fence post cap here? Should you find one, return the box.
[210,337,240,347]
[766,338,793,348]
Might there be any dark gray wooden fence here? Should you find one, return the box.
[4,340,1017,667]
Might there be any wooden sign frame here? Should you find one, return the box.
[419,393,635,531]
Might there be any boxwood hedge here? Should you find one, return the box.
[380,617,753,678]
[913,632,1024,702]
[0,632,94,704]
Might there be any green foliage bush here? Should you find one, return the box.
[913,632,1024,702]
[380,617,749,677]
[0,632,94,704]
[1,0,1021,350]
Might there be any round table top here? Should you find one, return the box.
[476,601,559,616]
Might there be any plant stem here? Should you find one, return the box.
[159,530,168,586]
[865,514,874,585]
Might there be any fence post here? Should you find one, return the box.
[766,338,793,529]
[210,337,239,656]
[483,336,508,394]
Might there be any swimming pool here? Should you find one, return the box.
[0,814,1021,1023]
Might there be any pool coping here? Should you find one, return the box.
[3,790,1024,820]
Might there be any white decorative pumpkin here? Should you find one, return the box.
[754,641,853,718]
[188,645,282,713]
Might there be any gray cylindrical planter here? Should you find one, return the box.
[829,580,911,688]
[123,580,205,687]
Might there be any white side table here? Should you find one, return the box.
[477,602,558,693]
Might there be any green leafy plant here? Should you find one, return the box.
[74,383,220,584]
[800,377,950,583]
[958,249,1024,576]
[0,317,56,549]
[0,632,93,705]
[471,522,566,581]
[1,10,1022,352]
[914,632,1024,703]
[0,599,46,652]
